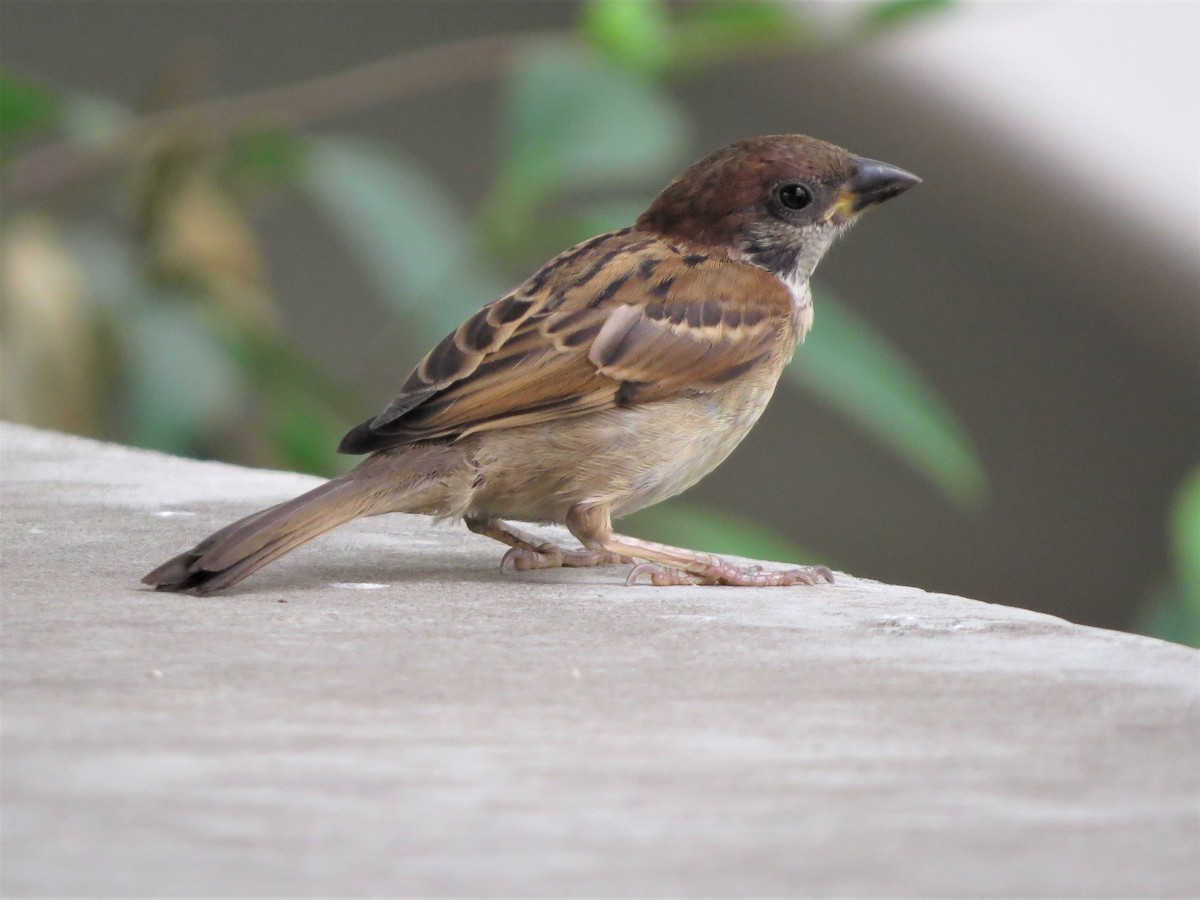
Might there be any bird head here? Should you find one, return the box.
[636,134,920,283]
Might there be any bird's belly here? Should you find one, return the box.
[462,370,783,524]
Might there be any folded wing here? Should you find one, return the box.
[339,232,794,455]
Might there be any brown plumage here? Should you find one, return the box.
[143,134,918,593]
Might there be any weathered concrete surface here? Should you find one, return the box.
[2,421,1198,898]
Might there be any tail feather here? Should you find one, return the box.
[143,475,385,594]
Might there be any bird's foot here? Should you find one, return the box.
[625,561,834,587]
[467,516,632,573]
[501,543,632,572]
[564,506,835,589]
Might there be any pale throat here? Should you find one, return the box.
[777,224,848,335]
[781,265,812,311]
[741,226,838,316]
[780,266,815,339]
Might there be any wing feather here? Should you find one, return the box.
[338,231,795,455]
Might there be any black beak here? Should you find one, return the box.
[846,157,921,212]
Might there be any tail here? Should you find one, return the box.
[143,470,407,594]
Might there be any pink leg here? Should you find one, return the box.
[565,505,834,588]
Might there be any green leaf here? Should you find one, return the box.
[0,72,59,137]
[1170,466,1200,601]
[1137,583,1200,649]
[786,288,987,508]
[867,0,954,28]
[296,136,509,342]
[0,77,131,147]
[671,0,803,67]
[581,0,674,75]
[227,129,305,184]
[626,500,821,566]
[492,40,689,229]
[582,0,805,77]
[1137,466,1200,646]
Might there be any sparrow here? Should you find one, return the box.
[144,134,918,593]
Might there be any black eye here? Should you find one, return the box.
[776,183,813,211]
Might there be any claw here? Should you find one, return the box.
[626,563,670,586]
[499,547,526,572]
[625,563,653,586]
[500,545,559,572]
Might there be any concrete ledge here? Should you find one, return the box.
[2,421,1198,896]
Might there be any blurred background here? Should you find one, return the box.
[2,1,1197,644]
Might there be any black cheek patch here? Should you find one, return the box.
[748,244,797,275]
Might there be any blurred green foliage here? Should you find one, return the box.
[2,1,1004,595]
[0,72,59,136]
[866,0,954,28]
[583,0,800,76]
[1137,467,1200,648]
